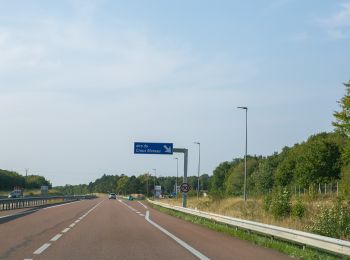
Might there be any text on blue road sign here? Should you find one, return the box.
[134,142,173,155]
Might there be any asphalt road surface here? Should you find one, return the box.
[0,198,291,260]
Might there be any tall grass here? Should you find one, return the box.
[161,194,346,234]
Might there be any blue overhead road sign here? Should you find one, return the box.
[134,142,173,155]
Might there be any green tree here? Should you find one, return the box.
[126,176,140,194]
[294,135,341,186]
[275,147,297,187]
[250,153,279,194]
[209,161,232,193]
[199,174,210,191]
[137,173,152,196]
[224,156,259,196]
[116,175,129,195]
[333,80,350,136]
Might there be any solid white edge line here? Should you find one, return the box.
[33,243,51,255]
[145,211,210,260]
[69,223,76,228]
[50,234,63,242]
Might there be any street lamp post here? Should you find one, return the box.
[25,168,29,190]
[153,168,156,199]
[237,106,248,201]
[174,158,179,198]
[146,172,149,197]
[194,142,201,200]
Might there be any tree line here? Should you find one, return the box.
[55,173,211,196]
[0,169,52,190]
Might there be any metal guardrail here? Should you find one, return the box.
[0,195,96,211]
[148,199,350,257]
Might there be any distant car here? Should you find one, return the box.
[8,190,23,198]
[108,193,116,199]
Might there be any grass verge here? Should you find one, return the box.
[150,204,348,260]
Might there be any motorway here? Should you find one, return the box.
[0,197,291,260]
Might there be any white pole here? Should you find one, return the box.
[174,158,178,198]
[237,107,248,201]
[194,142,201,200]
[153,168,156,199]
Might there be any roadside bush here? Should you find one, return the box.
[209,190,225,201]
[270,187,291,218]
[263,193,272,212]
[308,198,350,239]
[291,199,306,219]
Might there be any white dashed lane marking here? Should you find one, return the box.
[50,234,63,242]
[33,243,51,255]
[62,227,70,233]
[31,200,105,256]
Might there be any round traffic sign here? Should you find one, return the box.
[180,183,191,193]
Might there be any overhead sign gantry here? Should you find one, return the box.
[134,142,189,207]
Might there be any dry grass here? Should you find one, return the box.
[161,194,339,233]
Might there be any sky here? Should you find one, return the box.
[0,0,349,186]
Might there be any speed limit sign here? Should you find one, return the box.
[180,183,191,193]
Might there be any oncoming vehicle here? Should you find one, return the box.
[108,193,116,199]
[8,189,23,198]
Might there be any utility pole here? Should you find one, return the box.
[25,168,29,190]
[194,142,201,200]
[146,172,149,197]
[174,158,179,198]
[237,106,248,201]
[153,168,156,199]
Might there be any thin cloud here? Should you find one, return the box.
[320,2,350,40]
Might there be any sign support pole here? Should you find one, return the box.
[173,148,188,208]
